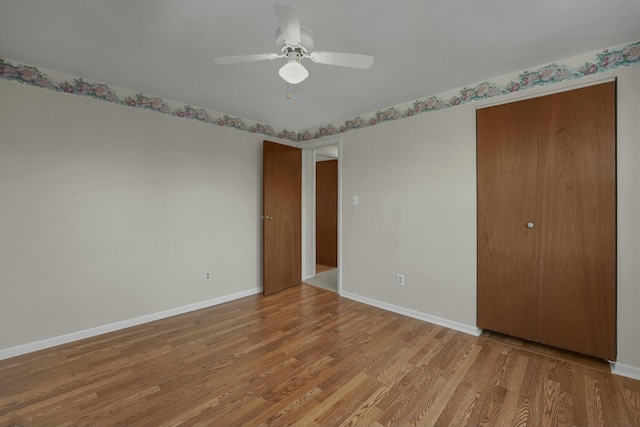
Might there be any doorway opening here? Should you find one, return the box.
[305,143,339,292]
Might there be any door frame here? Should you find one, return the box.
[302,137,343,294]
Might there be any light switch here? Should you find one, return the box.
[352,195,358,205]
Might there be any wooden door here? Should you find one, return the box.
[316,159,338,267]
[477,98,540,341]
[536,82,616,360]
[477,82,616,360]
[263,141,302,295]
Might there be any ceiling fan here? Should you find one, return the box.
[214,3,374,85]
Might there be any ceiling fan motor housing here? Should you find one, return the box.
[275,26,314,54]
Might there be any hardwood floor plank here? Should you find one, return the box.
[416,344,482,426]
[315,374,381,426]
[434,382,477,427]
[542,378,561,426]
[493,354,528,426]
[212,395,268,427]
[1,284,638,427]
[294,372,369,426]
[584,369,606,427]
[377,366,443,426]
[622,387,640,426]
[338,363,413,426]
[592,369,633,426]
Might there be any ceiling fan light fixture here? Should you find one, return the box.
[279,60,308,84]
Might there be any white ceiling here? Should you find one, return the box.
[1,1,639,132]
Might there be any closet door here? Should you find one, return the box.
[477,98,540,341]
[536,82,616,360]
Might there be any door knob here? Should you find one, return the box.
[262,215,273,220]
[527,222,534,228]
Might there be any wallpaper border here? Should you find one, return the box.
[1,40,638,142]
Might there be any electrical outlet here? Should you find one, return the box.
[205,272,211,280]
[396,273,404,286]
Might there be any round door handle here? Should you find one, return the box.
[262,215,273,220]
[527,222,534,228]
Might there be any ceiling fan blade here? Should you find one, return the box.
[274,4,301,46]
[309,51,374,69]
[214,53,280,65]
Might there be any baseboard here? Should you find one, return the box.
[610,361,640,380]
[340,291,481,337]
[0,287,262,361]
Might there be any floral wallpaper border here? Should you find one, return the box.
[306,40,640,141]
[1,40,639,143]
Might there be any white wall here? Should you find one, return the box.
[616,67,640,371]
[339,67,640,370]
[0,80,263,351]
[341,104,477,326]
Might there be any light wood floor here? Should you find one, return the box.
[315,263,337,274]
[1,284,639,426]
